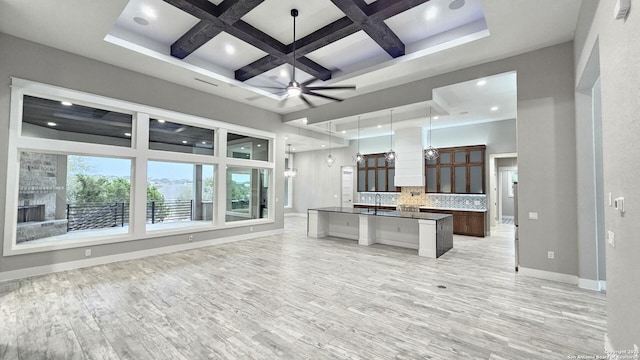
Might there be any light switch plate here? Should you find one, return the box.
[608,231,615,247]
[528,212,538,220]
[547,251,555,259]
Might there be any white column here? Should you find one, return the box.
[307,210,328,238]
[418,219,437,258]
[359,214,376,246]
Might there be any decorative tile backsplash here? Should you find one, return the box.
[358,186,487,210]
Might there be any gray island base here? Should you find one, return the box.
[307,207,453,258]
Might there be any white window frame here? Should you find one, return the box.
[4,78,276,256]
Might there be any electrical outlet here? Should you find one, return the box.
[85,249,91,257]
[529,212,538,220]
[608,231,615,247]
[547,251,555,259]
[250,226,254,232]
[188,235,194,242]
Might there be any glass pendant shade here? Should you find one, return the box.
[384,149,396,164]
[324,154,335,167]
[353,152,364,164]
[424,146,439,160]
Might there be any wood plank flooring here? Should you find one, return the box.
[0,217,606,359]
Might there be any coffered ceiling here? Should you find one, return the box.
[0,0,581,150]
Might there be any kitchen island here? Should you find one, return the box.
[307,207,453,258]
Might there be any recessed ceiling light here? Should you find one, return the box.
[157,119,165,123]
[133,16,149,26]
[425,7,438,20]
[224,44,235,55]
[61,101,72,106]
[182,140,188,144]
[449,0,465,10]
[257,144,261,147]
[377,125,382,128]
[47,122,57,127]
[491,106,499,111]
[124,132,131,137]
[321,144,326,147]
[202,141,206,144]
[341,130,346,134]
[280,69,288,78]
[240,147,245,150]
[284,136,288,140]
[292,148,296,151]
[476,79,487,86]
[433,116,439,120]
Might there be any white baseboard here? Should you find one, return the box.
[518,267,578,285]
[578,278,603,291]
[285,212,307,218]
[0,229,283,283]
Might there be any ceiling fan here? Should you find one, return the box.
[261,9,356,108]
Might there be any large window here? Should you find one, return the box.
[226,167,270,222]
[146,161,215,231]
[4,79,275,255]
[17,152,131,244]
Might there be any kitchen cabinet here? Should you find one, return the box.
[425,145,486,194]
[357,153,399,192]
[419,208,486,237]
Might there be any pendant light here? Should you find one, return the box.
[284,144,298,178]
[353,116,364,164]
[324,122,335,167]
[384,109,396,164]
[424,106,439,160]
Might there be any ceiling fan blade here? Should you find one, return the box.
[278,95,290,108]
[299,94,316,108]
[305,91,343,102]
[305,85,356,91]
[301,77,319,87]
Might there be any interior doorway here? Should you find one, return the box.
[497,162,517,225]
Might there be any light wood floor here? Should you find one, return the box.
[0,216,606,359]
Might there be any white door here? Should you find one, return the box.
[341,166,354,207]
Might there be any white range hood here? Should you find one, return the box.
[394,127,424,187]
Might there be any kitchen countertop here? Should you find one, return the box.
[310,207,452,221]
[419,206,487,213]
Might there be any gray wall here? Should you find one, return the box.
[0,33,285,274]
[574,0,640,350]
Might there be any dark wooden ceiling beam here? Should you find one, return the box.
[166,0,331,80]
[330,0,405,58]
[367,0,431,20]
[234,1,425,81]
[168,0,265,59]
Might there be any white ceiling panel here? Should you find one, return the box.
[187,32,268,71]
[113,0,198,46]
[241,0,345,44]
[385,0,485,45]
[306,30,389,72]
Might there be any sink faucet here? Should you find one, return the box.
[375,193,381,214]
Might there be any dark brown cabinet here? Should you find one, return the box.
[420,208,486,237]
[357,153,399,192]
[425,145,486,194]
